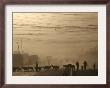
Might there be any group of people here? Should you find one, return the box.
[62,61,96,76]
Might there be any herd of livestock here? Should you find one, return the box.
[13,60,96,73]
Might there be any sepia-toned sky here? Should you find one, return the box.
[13,13,98,68]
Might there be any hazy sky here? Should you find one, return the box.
[13,13,98,68]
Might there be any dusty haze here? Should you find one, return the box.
[13,13,98,69]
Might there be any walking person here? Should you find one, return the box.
[76,62,79,71]
[83,61,88,71]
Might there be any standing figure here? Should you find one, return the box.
[76,62,79,71]
[71,65,75,71]
[81,66,83,71]
[35,61,38,72]
[83,61,88,71]
[71,65,75,76]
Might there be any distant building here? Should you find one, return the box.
[29,55,38,66]
[13,51,38,67]
[13,52,23,67]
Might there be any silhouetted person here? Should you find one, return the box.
[81,66,83,71]
[71,65,75,75]
[68,64,72,70]
[93,64,96,70]
[71,65,75,71]
[68,64,72,75]
[35,61,38,72]
[83,61,88,71]
[63,65,69,76]
[76,62,79,71]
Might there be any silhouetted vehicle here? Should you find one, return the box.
[83,61,88,70]
[76,62,79,71]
